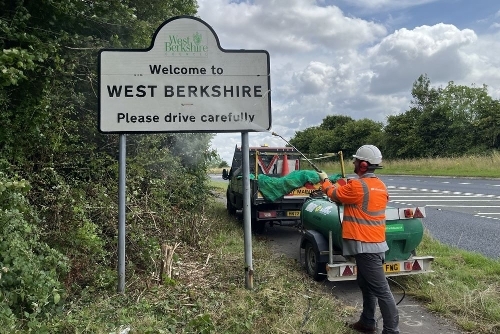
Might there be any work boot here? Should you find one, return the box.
[347,320,376,333]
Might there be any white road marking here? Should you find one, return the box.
[388,195,500,198]
[391,199,500,202]
[426,205,500,207]
[387,185,500,221]
[475,215,500,220]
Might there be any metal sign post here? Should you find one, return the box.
[118,134,126,293]
[241,132,253,289]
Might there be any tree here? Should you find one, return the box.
[384,110,422,159]
[291,117,383,156]
[383,75,498,159]
[410,74,440,112]
[289,74,500,161]
[439,82,494,154]
[1,0,205,327]
[218,160,229,168]
[476,100,500,150]
[320,115,354,131]
[289,126,320,154]
[309,129,338,154]
[339,119,384,155]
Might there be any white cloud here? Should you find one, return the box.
[367,24,477,93]
[335,0,439,11]
[198,0,387,53]
[460,31,500,98]
[199,0,500,163]
[296,61,336,95]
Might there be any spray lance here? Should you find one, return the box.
[271,132,346,178]
[271,132,323,172]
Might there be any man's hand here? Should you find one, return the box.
[318,171,328,182]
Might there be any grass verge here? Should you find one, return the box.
[45,201,351,334]
[47,200,500,334]
[213,152,500,178]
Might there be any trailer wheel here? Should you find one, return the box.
[305,242,326,281]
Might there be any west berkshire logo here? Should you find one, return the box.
[193,32,202,45]
[165,31,208,57]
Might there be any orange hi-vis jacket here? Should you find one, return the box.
[322,176,388,243]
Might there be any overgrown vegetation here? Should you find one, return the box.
[0,0,218,330]
[0,173,69,332]
[2,1,500,333]
[21,200,352,334]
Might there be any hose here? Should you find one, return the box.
[271,132,322,172]
[388,276,406,305]
[376,277,406,328]
[271,132,346,177]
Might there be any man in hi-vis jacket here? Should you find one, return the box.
[318,145,399,334]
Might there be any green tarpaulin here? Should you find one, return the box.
[249,170,343,202]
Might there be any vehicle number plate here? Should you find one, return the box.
[384,263,400,273]
[287,211,300,217]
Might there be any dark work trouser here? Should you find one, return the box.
[355,253,399,334]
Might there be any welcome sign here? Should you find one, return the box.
[98,16,271,133]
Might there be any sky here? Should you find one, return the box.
[196,0,500,163]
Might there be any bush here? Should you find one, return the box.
[0,173,69,331]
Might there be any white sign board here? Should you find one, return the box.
[99,16,271,133]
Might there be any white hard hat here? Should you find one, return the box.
[353,145,382,165]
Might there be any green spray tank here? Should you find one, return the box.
[300,197,425,261]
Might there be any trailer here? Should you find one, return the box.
[300,196,434,281]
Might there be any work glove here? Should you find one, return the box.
[317,171,329,182]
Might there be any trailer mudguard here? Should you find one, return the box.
[300,229,329,263]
